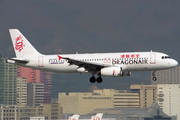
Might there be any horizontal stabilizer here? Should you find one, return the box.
[6,58,29,64]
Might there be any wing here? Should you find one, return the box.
[63,57,111,72]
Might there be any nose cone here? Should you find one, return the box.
[171,59,178,67]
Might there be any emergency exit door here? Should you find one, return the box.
[150,53,156,64]
[38,57,44,67]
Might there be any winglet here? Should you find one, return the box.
[57,55,63,60]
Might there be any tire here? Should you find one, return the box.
[97,76,103,83]
[90,76,96,83]
[152,77,157,81]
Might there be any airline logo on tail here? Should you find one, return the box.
[93,117,100,120]
[91,113,103,120]
[15,34,25,52]
[69,114,80,120]
[69,118,77,120]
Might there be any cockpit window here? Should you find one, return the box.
[162,56,171,59]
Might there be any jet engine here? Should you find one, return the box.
[98,67,131,77]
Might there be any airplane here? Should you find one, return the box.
[69,114,80,120]
[6,29,178,83]
[91,113,103,120]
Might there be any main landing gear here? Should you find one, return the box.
[152,71,157,81]
[89,76,103,83]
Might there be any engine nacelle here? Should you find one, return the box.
[98,67,131,77]
[77,67,88,73]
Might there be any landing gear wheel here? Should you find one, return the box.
[97,76,103,83]
[90,76,96,83]
[152,71,157,81]
[152,77,157,81]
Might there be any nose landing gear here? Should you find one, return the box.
[153,77,157,81]
[152,71,157,81]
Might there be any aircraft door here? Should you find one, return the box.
[150,53,156,64]
[38,57,44,67]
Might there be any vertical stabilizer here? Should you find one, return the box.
[9,29,41,57]
[91,113,103,120]
[69,114,80,120]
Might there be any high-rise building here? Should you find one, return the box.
[17,77,27,106]
[130,84,157,108]
[94,89,139,108]
[0,58,17,105]
[27,82,44,106]
[151,66,180,84]
[58,89,139,115]
[17,66,51,103]
[40,71,51,103]
[17,67,41,83]
[0,103,63,120]
[157,84,180,120]
[0,58,5,104]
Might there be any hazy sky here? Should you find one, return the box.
[1,0,180,96]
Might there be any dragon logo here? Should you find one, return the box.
[15,34,25,52]
[93,117,100,120]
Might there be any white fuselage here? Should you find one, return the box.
[18,51,178,74]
